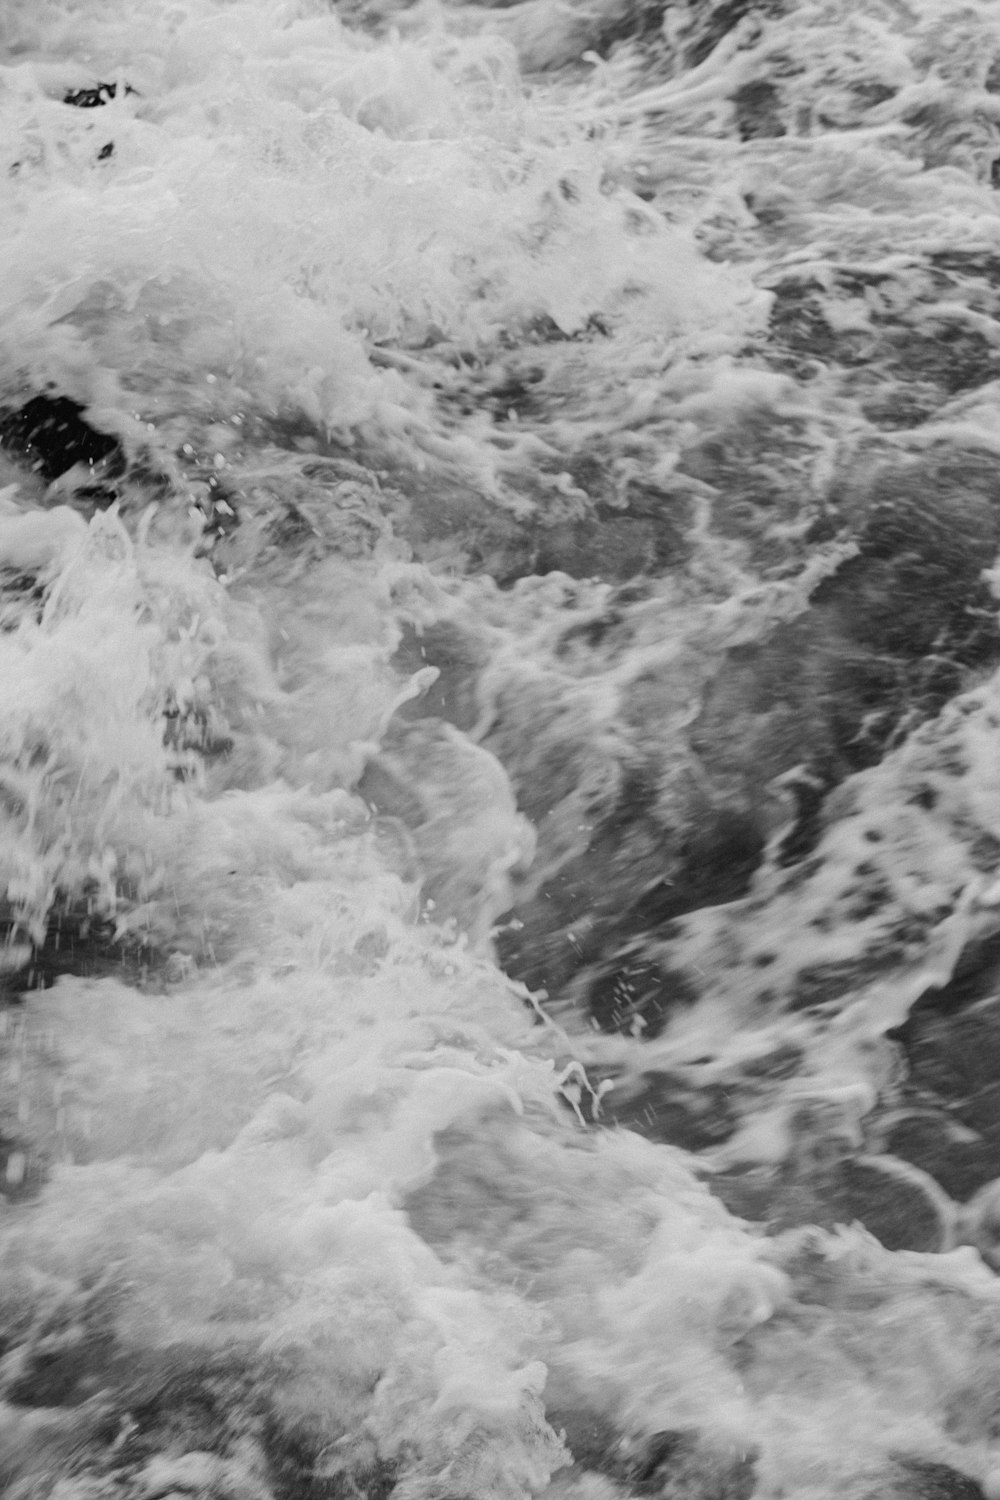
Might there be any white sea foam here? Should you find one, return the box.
[5,0,1000,1496]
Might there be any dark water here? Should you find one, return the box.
[4,1,1000,1496]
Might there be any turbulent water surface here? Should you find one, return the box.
[7,0,1000,1496]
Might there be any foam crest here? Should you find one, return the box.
[0,504,203,948]
[0,0,756,490]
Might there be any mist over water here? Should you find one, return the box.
[5,1,1000,1497]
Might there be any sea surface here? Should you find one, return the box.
[4,1,1000,1496]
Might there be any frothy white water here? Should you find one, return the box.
[0,0,760,500]
[5,0,1000,1496]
